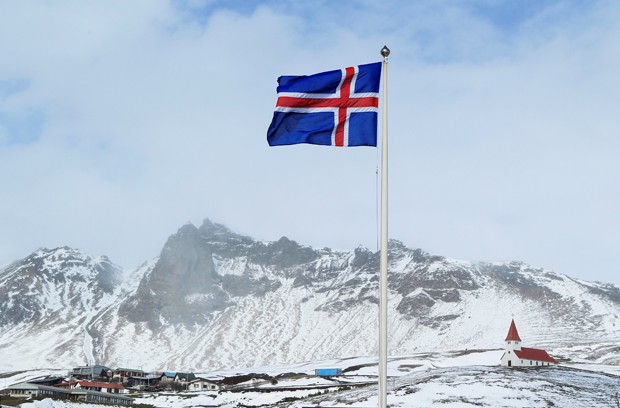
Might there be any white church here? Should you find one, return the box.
[500,319,557,367]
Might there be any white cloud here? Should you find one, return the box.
[0,0,618,284]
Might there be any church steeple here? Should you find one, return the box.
[505,319,522,352]
[505,319,521,341]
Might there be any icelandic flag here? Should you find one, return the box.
[267,62,381,147]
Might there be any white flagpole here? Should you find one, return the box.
[378,45,390,408]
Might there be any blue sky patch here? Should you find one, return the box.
[0,109,45,146]
[0,79,30,99]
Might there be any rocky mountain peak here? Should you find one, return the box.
[119,222,230,328]
[199,218,233,237]
[2,246,121,289]
[0,246,122,328]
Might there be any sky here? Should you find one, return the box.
[0,0,618,284]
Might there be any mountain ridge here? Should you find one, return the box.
[1,218,619,371]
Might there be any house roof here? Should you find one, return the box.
[514,347,557,364]
[71,365,110,370]
[8,382,40,390]
[190,377,217,384]
[115,367,144,373]
[162,372,176,378]
[55,381,79,388]
[29,376,65,384]
[130,374,161,380]
[175,372,196,381]
[505,319,522,341]
[9,382,73,394]
[78,381,125,389]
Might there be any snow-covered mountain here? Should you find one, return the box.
[0,247,123,368]
[1,219,619,372]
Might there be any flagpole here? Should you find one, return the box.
[378,45,390,408]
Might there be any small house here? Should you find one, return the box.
[76,381,127,394]
[188,377,220,392]
[128,374,161,388]
[160,372,176,383]
[500,319,557,367]
[114,368,145,383]
[56,381,127,394]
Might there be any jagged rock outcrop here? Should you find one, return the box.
[119,223,230,328]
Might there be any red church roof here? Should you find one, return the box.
[505,319,521,341]
[514,347,557,364]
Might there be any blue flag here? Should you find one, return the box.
[267,62,381,147]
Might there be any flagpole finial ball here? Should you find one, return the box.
[381,45,390,58]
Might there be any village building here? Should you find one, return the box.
[114,368,146,383]
[128,374,162,389]
[56,380,127,394]
[68,365,112,380]
[6,382,133,405]
[188,377,220,392]
[72,389,133,406]
[7,382,75,400]
[500,319,557,367]
[76,381,127,394]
